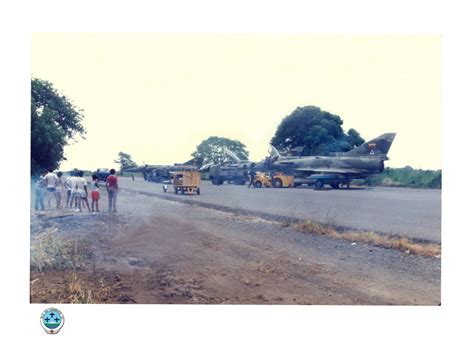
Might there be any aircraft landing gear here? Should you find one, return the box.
[313,180,324,190]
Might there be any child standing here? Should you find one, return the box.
[91,174,100,212]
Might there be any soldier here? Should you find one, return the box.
[248,163,256,188]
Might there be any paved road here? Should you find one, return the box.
[119,178,441,243]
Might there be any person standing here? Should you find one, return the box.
[64,171,74,209]
[44,169,59,208]
[76,171,90,212]
[247,164,256,188]
[34,170,47,212]
[54,171,63,208]
[106,168,118,213]
[90,174,100,213]
[69,171,80,209]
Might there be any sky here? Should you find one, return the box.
[31,33,442,171]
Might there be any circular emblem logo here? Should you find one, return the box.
[40,308,64,334]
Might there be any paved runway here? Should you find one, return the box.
[119,178,441,243]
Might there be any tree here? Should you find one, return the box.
[114,152,137,171]
[31,78,85,174]
[191,136,249,167]
[271,106,365,156]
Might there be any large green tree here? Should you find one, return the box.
[114,152,137,171]
[192,136,249,167]
[271,106,365,156]
[31,78,85,174]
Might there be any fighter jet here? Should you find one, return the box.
[265,133,396,189]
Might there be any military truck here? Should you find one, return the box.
[144,165,196,183]
[209,163,249,185]
[96,168,110,182]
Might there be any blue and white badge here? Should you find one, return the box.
[40,308,64,334]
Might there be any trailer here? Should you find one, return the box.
[308,174,352,189]
[171,170,201,195]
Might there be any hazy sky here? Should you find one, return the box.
[31,33,441,170]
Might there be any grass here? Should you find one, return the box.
[31,226,93,303]
[66,272,93,303]
[31,227,85,272]
[292,220,441,257]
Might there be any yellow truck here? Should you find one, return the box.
[254,172,294,188]
[171,170,201,195]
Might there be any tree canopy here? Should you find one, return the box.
[271,106,365,156]
[31,78,85,175]
[114,152,137,171]
[191,136,249,167]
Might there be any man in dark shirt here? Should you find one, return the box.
[248,163,256,188]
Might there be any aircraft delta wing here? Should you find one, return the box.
[267,133,396,188]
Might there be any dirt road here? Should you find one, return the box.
[30,188,440,304]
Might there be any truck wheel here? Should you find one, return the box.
[272,178,283,188]
[314,180,324,190]
[174,187,178,194]
[255,181,262,188]
[218,178,224,185]
[330,183,340,189]
[197,187,200,195]
[181,189,185,195]
[211,177,219,185]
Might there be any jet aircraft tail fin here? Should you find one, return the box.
[345,133,396,157]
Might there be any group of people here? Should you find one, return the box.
[34,168,119,213]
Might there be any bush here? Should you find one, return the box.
[363,168,441,189]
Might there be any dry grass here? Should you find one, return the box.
[31,227,85,272]
[66,272,93,303]
[31,227,93,303]
[292,221,441,257]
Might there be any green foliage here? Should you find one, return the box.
[363,167,442,189]
[192,136,249,167]
[271,106,365,155]
[31,78,85,174]
[114,152,137,171]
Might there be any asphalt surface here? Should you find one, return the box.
[119,177,441,243]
